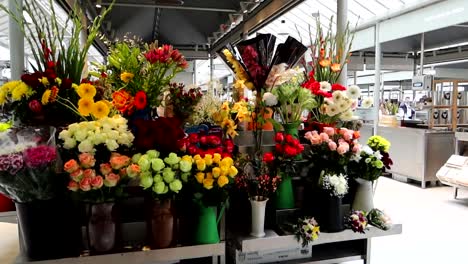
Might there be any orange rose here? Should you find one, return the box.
[79,177,91,191]
[110,155,131,170]
[91,176,104,189]
[83,169,96,179]
[64,159,79,173]
[70,169,83,182]
[319,59,331,67]
[112,90,134,114]
[100,163,112,176]
[104,173,120,187]
[126,164,140,178]
[67,181,79,192]
[353,130,361,140]
[331,63,341,72]
[79,153,96,168]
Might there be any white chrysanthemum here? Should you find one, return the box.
[332,91,344,102]
[67,123,79,134]
[78,139,94,153]
[105,139,119,151]
[374,151,383,160]
[112,115,127,126]
[320,81,332,92]
[263,92,278,106]
[63,138,77,149]
[362,145,374,155]
[351,154,362,162]
[326,103,339,116]
[347,85,361,99]
[74,130,88,142]
[106,130,120,141]
[58,130,71,141]
[94,132,108,145]
[362,97,373,108]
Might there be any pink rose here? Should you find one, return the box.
[310,135,322,145]
[337,145,348,155]
[323,127,335,136]
[79,153,96,168]
[304,131,313,141]
[104,173,120,187]
[110,155,131,170]
[340,142,350,151]
[70,169,83,182]
[328,141,337,151]
[64,159,79,173]
[83,168,96,179]
[319,133,329,142]
[339,128,349,136]
[91,176,104,189]
[79,177,91,191]
[338,138,345,144]
[67,181,79,192]
[311,131,319,136]
[352,144,361,153]
[126,164,140,178]
[343,132,353,141]
[100,163,112,176]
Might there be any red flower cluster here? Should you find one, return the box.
[263,132,304,163]
[178,133,233,158]
[241,45,267,87]
[112,90,148,115]
[302,81,347,98]
[133,117,185,153]
[24,145,57,168]
[144,44,188,69]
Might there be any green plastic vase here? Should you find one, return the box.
[276,174,295,209]
[282,122,300,139]
[194,205,220,244]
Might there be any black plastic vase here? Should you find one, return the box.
[16,198,81,261]
[321,195,344,233]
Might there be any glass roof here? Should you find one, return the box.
[257,0,431,45]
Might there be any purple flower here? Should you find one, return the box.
[24,146,57,168]
[0,154,24,174]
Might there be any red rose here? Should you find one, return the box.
[274,132,284,143]
[209,135,221,146]
[177,138,188,152]
[263,152,275,163]
[200,136,208,146]
[297,143,304,153]
[28,100,42,113]
[284,145,298,157]
[188,133,199,144]
[275,143,283,153]
[332,83,346,91]
[187,145,198,155]
[285,134,294,144]
[134,91,147,110]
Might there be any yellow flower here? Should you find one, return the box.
[213,153,222,164]
[221,157,234,168]
[120,72,134,83]
[220,166,229,177]
[55,77,62,86]
[182,155,193,163]
[234,80,245,91]
[245,81,255,90]
[0,90,6,105]
[204,154,213,166]
[228,166,238,178]
[206,172,213,179]
[193,154,202,161]
[227,128,239,138]
[196,159,206,171]
[212,167,221,178]
[92,100,110,119]
[221,101,230,111]
[11,82,33,101]
[41,89,51,105]
[203,178,214,190]
[195,172,205,183]
[78,97,95,116]
[1,80,21,93]
[76,83,96,98]
[217,175,229,188]
[40,77,49,86]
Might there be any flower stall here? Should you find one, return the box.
[0,2,403,263]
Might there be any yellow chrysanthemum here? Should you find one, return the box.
[203,178,214,190]
[76,83,96,98]
[0,91,6,105]
[217,175,229,188]
[41,89,51,105]
[120,72,134,83]
[78,97,95,116]
[11,82,33,101]
[92,100,110,119]
[1,80,20,93]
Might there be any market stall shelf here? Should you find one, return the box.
[229,224,402,264]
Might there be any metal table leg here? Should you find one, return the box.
[454,187,459,199]
[364,238,371,264]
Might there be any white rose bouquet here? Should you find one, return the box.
[59,115,134,153]
[320,172,349,198]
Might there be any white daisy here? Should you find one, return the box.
[340,110,354,121]
[320,81,332,92]
[332,91,344,102]
[326,103,339,116]
[347,85,361,99]
[361,97,373,108]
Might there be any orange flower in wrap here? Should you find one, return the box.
[112,90,134,114]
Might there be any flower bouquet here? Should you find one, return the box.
[348,135,392,212]
[318,171,349,233]
[346,210,368,233]
[212,101,253,138]
[164,83,203,123]
[294,217,320,247]
[367,208,392,231]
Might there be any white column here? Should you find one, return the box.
[420,33,425,75]
[8,0,24,80]
[373,23,381,136]
[337,0,348,86]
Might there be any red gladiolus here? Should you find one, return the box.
[263,152,275,163]
[134,91,147,110]
[274,132,284,143]
[332,83,346,91]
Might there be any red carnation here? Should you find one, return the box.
[275,143,283,153]
[263,152,275,163]
[332,83,346,91]
[284,145,298,157]
[274,132,284,143]
[285,134,294,144]
[315,89,332,98]
[134,91,147,110]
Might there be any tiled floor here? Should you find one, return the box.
[1,177,467,263]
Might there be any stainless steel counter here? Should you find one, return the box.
[361,125,455,188]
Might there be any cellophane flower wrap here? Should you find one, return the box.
[0,127,59,202]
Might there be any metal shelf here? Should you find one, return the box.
[234,224,402,252]
[16,243,226,264]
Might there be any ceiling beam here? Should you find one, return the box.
[101,2,236,13]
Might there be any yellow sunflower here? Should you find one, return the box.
[41,89,51,105]
[78,97,95,116]
[120,72,134,83]
[91,100,110,119]
[76,83,96,98]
